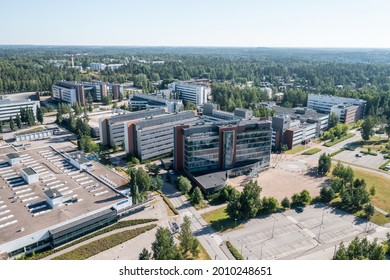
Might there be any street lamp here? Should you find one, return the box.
[271,216,276,238]
[234,218,237,228]
[238,239,243,255]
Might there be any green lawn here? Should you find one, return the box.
[285,145,306,155]
[324,133,355,147]
[201,206,242,232]
[302,148,321,155]
[352,168,390,212]
[370,211,390,226]
[352,137,389,152]
[196,242,212,260]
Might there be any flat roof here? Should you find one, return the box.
[7,153,19,159]
[193,171,227,190]
[22,167,37,175]
[0,146,128,245]
[44,189,62,199]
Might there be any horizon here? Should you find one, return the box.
[1,0,390,48]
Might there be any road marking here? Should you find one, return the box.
[286,215,299,224]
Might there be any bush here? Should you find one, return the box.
[330,149,345,157]
[379,159,390,170]
[281,197,291,208]
[324,133,355,147]
[159,192,179,215]
[226,241,244,260]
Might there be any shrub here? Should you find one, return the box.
[226,241,244,260]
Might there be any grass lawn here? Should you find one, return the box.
[302,148,321,155]
[352,168,390,212]
[370,211,390,226]
[324,133,355,147]
[285,145,306,155]
[352,137,389,152]
[196,242,212,260]
[201,206,243,232]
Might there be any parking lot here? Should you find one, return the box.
[223,204,380,260]
[333,148,388,169]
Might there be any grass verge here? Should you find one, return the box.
[24,219,157,260]
[302,148,321,155]
[379,159,390,170]
[226,241,244,260]
[196,242,212,260]
[330,149,345,157]
[285,145,306,155]
[52,224,157,260]
[324,133,355,147]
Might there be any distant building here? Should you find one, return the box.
[0,92,39,122]
[307,94,366,121]
[99,108,165,147]
[202,103,252,122]
[90,63,106,71]
[171,80,210,106]
[52,81,122,106]
[270,106,328,150]
[174,119,272,193]
[124,111,199,162]
[330,104,360,125]
[128,94,183,113]
[106,64,123,71]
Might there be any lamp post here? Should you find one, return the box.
[235,218,237,228]
[271,216,276,238]
[238,239,243,255]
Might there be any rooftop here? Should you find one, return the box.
[21,167,37,176]
[44,189,62,199]
[192,171,227,190]
[6,153,19,159]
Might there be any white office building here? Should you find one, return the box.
[90,63,106,71]
[0,98,39,122]
[52,84,77,106]
[171,81,210,105]
[307,94,366,115]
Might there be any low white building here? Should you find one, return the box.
[7,153,20,166]
[20,167,39,184]
[44,189,63,208]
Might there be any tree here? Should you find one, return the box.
[328,112,339,129]
[281,197,291,208]
[364,203,375,220]
[176,176,192,194]
[9,116,15,131]
[191,187,204,205]
[152,227,183,260]
[318,153,331,174]
[300,190,311,205]
[73,103,82,116]
[178,216,200,259]
[136,167,151,193]
[369,185,376,196]
[26,108,35,126]
[261,197,279,214]
[145,163,159,175]
[36,106,43,124]
[138,248,151,260]
[385,118,390,139]
[0,120,2,133]
[320,186,335,203]
[129,169,138,204]
[361,116,376,141]
[79,136,99,153]
[112,142,119,153]
[239,180,262,219]
[15,114,22,129]
[151,175,163,191]
[185,101,196,110]
[87,93,93,105]
[333,237,385,260]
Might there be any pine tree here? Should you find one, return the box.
[36,106,43,124]
[15,114,22,129]
[9,116,15,131]
[178,216,200,259]
[0,120,3,133]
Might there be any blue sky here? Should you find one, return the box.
[1,0,390,48]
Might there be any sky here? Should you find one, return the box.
[1,0,390,48]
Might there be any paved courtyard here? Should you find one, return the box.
[222,204,387,260]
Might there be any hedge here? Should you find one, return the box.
[330,149,345,157]
[226,241,244,260]
[53,224,157,260]
[24,219,157,260]
[159,192,179,215]
[324,133,355,147]
[302,148,321,155]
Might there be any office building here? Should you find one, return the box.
[90,63,106,71]
[307,94,366,120]
[171,80,210,105]
[0,92,39,122]
[124,111,198,162]
[128,94,183,113]
[330,104,360,125]
[99,108,165,147]
[202,103,252,122]
[269,106,328,150]
[52,81,123,106]
[174,119,272,193]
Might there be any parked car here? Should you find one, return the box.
[295,206,304,213]
[355,153,362,157]
[168,170,175,175]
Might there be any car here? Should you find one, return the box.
[355,153,362,157]
[295,206,304,213]
[168,170,175,175]
[171,222,179,233]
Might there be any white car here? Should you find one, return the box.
[168,170,175,175]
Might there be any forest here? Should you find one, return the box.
[1,46,390,118]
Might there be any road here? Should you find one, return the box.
[162,178,229,260]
